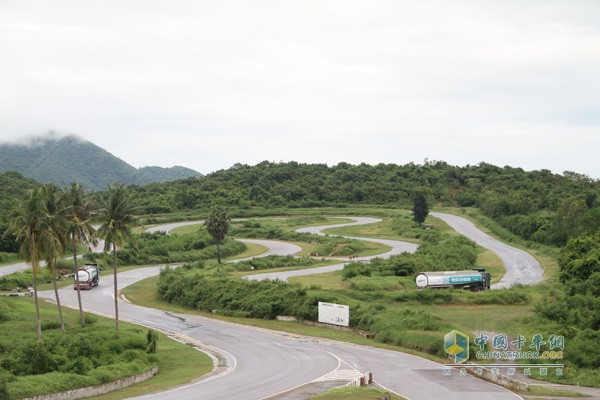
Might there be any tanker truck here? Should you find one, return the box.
[74,264,99,290]
[415,268,491,291]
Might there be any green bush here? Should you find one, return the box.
[157,267,309,319]
[343,233,479,279]
[234,255,320,271]
[372,310,443,335]
[85,231,247,267]
[565,329,600,368]
[7,372,98,400]
[342,262,372,279]
[0,269,54,291]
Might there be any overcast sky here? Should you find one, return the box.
[1,1,599,177]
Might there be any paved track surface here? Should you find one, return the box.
[34,218,522,400]
[430,212,543,288]
[0,260,39,277]
[247,217,418,282]
[146,220,302,263]
[42,264,522,400]
[4,217,537,399]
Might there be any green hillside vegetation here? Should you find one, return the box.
[0,172,40,254]
[128,161,599,246]
[0,297,213,400]
[0,134,201,191]
[0,297,157,399]
[136,166,202,183]
[84,230,247,268]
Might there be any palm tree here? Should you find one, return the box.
[39,184,68,333]
[96,184,138,331]
[205,206,230,263]
[63,183,97,325]
[4,188,48,339]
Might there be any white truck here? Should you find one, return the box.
[415,269,491,291]
[74,264,99,290]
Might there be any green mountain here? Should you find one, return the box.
[0,134,201,190]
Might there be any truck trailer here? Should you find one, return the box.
[415,269,491,291]
[74,264,99,290]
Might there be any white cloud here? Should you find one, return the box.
[0,0,599,177]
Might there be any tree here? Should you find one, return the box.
[559,233,600,283]
[205,206,230,263]
[412,192,429,225]
[3,188,48,339]
[63,183,97,325]
[553,197,588,245]
[39,184,68,333]
[96,184,138,331]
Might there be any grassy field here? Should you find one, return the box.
[122,275,443,361]
[223,241,268,260]
[125,209,560,352]
[322,215,419,243]
[89,336,213,400]
[167,216,393,258]
[169,216,357,236]
[0,251,19,266]
[309,386,405,399]
[523,385,589,398]
[0,296,213,400]
[15,209,587,396]
[120,209,600,393]
[66,276,594,399]
[231,259,343,278]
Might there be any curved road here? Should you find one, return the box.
[430,212,543,289]
[146,219,303,263]
[38,217,522,400]
[6,216,533,399]
[247,217,418,282]
[48,271,523,400]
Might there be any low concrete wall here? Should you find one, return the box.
[276,316,374,338]
[298,319,365,335]
[0,291,33,297]
[24,366,159,400]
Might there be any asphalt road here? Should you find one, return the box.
[33,218,522,399]
[430,212,543,288]
[146,219,303,263]
[5,216,537,399]
[0,260,39,277]
[247,217,419,282]
[43,264,522,400]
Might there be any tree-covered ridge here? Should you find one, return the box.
[129,161,599,246]
[0,172,40,221]
[0,134,201,190]
[0,172,40,253]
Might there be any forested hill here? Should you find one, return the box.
[0,171,38,219]
[0,134,201,190]
[129,161,599,247]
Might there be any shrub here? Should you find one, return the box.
[234,256,320,272]
[373,310,443,333]
[83,314,97,326]
[157,268,308,319]
[566,329,600,368]
[342,262,372,279]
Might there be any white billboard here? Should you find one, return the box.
[318,302,349,327]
